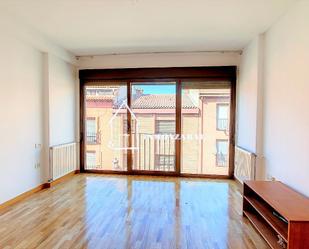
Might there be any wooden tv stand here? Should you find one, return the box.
[243,181,309,249]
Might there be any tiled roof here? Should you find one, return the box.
[87,95,114,100]
[132,94,197,109]
[86,94,198,109]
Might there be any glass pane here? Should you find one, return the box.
[86,151,96,168]
[217,104,229,131]
[216,140,229,167]
[181,81,231,175]
[84,83,128,170]
[131,82,176,172]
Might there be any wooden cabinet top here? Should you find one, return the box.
[244,181,309,222]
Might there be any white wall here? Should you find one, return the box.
[48,55,77,146]
[0,34,77,204]
[77,51,240,69]
[238,1,309,196]
[0,11,75,64]
[237,39,259,153]
[0,35,46,204]
[263,1,309,196]
[237,35,265,179]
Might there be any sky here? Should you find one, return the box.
[132,84,175,94]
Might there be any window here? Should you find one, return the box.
[217,104,229,131]
[97,89,113,95]
[86,118,97,143]
[156,120,175,134]
[86,151,96,169]
[84,84,127,171]
[155,155,175,170]
[216,140,228,167]
[123,119,136,134]
[86,88,115,96]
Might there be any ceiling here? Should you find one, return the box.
[0,0,297,56]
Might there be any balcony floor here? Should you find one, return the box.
[0,174,269,249]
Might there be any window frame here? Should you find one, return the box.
[86,117,100,144]
[155,154,175,171]
[216,139,228,167]
[216,103,229,131]
[86,150,97,169]
[155,120,176,135]
[80,66,236,178]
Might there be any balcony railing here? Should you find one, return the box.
[132,133,176,172]
[216,153,228,167]
[86,132,101,144]
[86,132,229,170]
[217,118,228,131]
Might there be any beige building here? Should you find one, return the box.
[85,86,230,175]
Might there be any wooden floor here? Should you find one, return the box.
[0,174,269,249]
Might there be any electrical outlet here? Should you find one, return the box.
[35,144,42,149]
[34,163,40,169]
[267,174,276,181]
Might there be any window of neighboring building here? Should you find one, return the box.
[86,118,97,143]
[216,140,228,167]
[216,104,229,131]
[86,88,115,96]
[86,151,96,168]
[123,118,136,134]
[156,120,175,134]
[155,155,175,170]
[97,89,114,95]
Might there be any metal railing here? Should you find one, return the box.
[85,132,228,170]
[86,132,101,144]
[84,133,175,171]
[216,153,227,167]
[132,133,176,171]
[217,118,228,131]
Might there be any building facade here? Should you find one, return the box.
[85,85,230,175]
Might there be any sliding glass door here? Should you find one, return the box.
[131,82,177,173]
[181,81,231,176]
[81,67,236,177]
[84,83,128,171]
